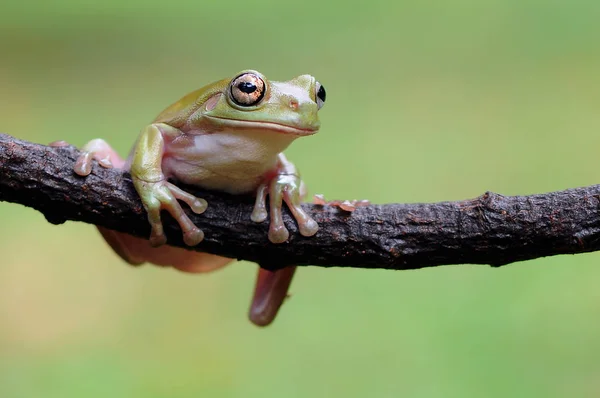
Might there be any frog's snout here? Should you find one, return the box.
[285,94,318,115]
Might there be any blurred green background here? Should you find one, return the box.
[1,0,600,397]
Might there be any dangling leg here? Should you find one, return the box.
[98,226,232,273]
[249,266,297,326]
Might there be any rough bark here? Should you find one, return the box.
[0,133,599,271]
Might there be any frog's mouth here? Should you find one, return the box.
[205,116,319,137]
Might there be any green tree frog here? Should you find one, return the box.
[54,70,326,326]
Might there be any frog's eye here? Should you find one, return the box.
[230,73,266,107]
[315,81,326,109]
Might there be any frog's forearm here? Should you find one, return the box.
[129,123,207,247]
[277,153,307,198]
[130,123,173,182]
[277,153,299,175]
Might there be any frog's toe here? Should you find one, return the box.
[149,231,167,247]
[251,184,269,222]
[266,183,289,243]
[74,151,94,176]
[284,192,319,237]
[160,189,206,246]
[268,223,289,244]
[183,227,204,246]
[189,198,208,214]
[97,156,113,168]
[312,193,327,205]
[251,207,268,223]
[298,217,319,237]
[145,203,167,247]
[74,150,105,176]
[166,182,207,214]
[48,140,71,147]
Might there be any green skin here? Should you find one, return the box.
[53,70,326,326]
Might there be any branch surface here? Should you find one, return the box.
[1,133,599,271]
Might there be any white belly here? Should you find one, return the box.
[162,130,291,194]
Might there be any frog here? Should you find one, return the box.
[51,70,326,326]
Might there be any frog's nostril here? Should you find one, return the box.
[289,99,299,110]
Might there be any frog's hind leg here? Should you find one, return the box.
[50,139,231,273]
[49,138,126,175]
[248,266,297,326]
[97,227,232,273]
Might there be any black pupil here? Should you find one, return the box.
[238,81,257,94]
[317,85,326,102]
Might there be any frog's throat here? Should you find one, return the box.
[204,116,318,137]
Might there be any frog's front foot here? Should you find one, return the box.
[251,173,318,243]
[134,178,208,247]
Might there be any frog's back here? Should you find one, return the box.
[153,78,230,127]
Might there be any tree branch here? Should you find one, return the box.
[1,132,599,271]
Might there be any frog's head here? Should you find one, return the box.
[200,70,325,137]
